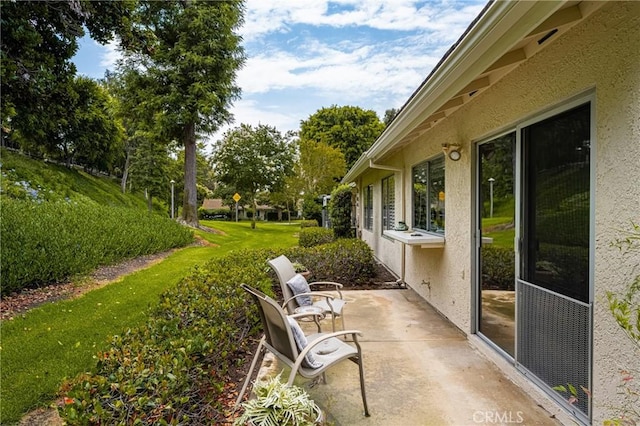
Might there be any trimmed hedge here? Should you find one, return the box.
[481,246,515,291]
[299,227,334,248]
[0,199,193,296]
[58,242,376,424]
[299,219,318,228]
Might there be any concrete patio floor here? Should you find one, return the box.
[258,289,574,426]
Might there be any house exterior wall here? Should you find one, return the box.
[357,2,639,423]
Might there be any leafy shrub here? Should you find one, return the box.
[299,227,334,248]
[295,239,376,285]
[329,184,354,238]
[481,246,515,291]
[300,219,318,228]
[59,250,275,425]
[198,207,230,220]
[0,199,193,296]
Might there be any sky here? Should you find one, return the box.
[73,0,488,151]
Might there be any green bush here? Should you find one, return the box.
[329,184,354,238]
[296,239,375,285]
[198,207,230,220]
[299,219,318,228]
[481,246,515,290]
[0,199,193,296]
[59,250,275,425]
[299,227,334,248]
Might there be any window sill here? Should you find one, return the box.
[383,230,445,248]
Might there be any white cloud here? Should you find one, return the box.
[99,40,122,68]
[241,0,485,40]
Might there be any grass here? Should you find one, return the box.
[0,221,301,424]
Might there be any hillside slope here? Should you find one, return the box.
[1,149,160,210]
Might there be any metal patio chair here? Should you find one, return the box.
[235,284,370,417]
[268,254,346,331]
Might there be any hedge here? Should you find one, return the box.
[299,227,334,248]
[0,199,193,296]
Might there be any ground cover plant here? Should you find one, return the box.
[1,199,193,295]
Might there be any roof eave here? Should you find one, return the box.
[343,0,565,184]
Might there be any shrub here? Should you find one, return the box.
[481,246,515,291]
[0,199,193,296]
[59,251,275,425]
[329,184,354,238]
[198,207,230,220]
[296,239,376,285]
[300,219,318,228]
[299,227,334,248]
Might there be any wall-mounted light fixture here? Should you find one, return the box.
[442,143,462,161]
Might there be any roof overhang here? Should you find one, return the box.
[343,0,597,183]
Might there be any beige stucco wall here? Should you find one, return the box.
[358,2,640,423]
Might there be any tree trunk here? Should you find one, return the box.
[182,122,199,227]
[121,147,131,193]
[147,193,153,212]
[251,197,257,229]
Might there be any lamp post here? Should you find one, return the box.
[488,177,495,218]
[170,180,175,219]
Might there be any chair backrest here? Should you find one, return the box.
[241,284,298,362]
[267,255,298,314]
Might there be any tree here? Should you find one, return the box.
[117,0,245,227]
[298,139,346,198]
[212,124,295,229]
[128,133,171,212]
[383,108,399,127]
[1,0,136,147]
[299,105,385,170]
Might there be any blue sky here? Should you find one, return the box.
[73,0,487,150]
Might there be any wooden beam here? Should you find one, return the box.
[528,5,582,37]
[484,48,527,74]
[456,76,491,97]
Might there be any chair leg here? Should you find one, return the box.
[357,355,370,417]
[234,337,265,411]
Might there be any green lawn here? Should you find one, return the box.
[0,221,300,424]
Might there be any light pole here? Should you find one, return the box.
[170,180,175,219]
[488,177,495,218]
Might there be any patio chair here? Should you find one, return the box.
[268,254,346,331]
[235,284,370,417]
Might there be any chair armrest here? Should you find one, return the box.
[282,292,334,309]
[309,281,343,298]
[309,281,343,289]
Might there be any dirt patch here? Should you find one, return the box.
[0,249,175,320]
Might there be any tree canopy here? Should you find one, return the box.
[116,0,246,226]
[212,124,295,228]
[1,0,135,146]
[299,105,385,171]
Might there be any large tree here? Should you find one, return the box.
[298,139,346,198]
[1,0,135,147]
[299,105,385,170]
[212,124,295,229]
[117,0,245,227]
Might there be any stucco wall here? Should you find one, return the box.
[357,1,639,423]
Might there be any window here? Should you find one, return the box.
[364,184,373,230]
[412,156,445,234]
[381,175,395,231]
